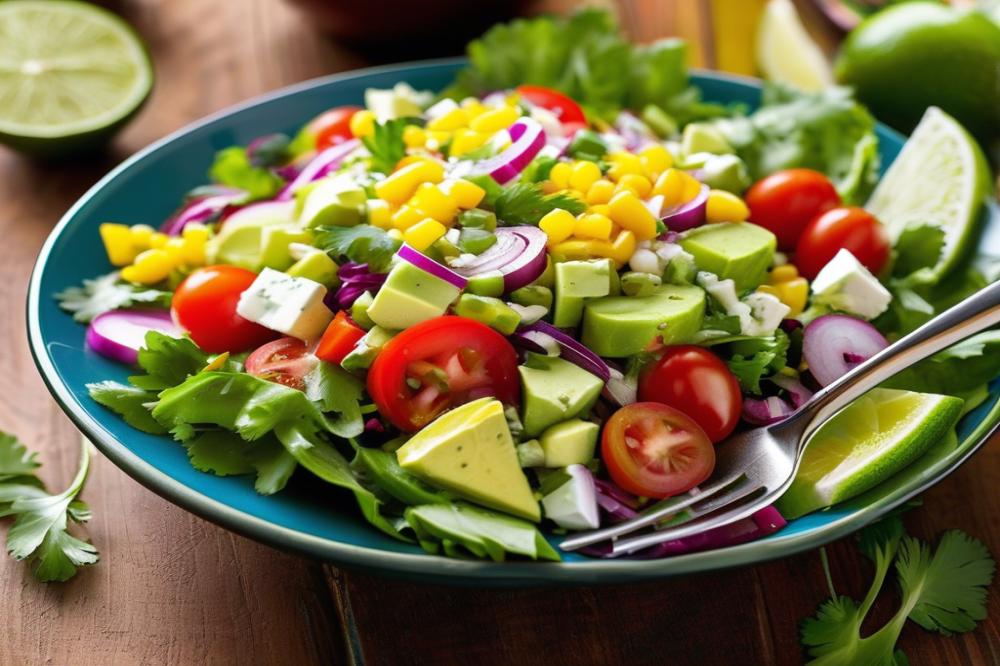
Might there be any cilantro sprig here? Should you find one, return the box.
[363,118,412,175]
[56,271,172,324]
[491,182,586,226]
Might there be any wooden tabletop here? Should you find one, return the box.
[1,1,997,664]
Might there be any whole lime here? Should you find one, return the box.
[835,3,1000,146]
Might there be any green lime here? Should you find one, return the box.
[835,3,1000,146]
[755,0,833,92]
[0,0,153,157]
[866,107,992,283]
[777,388,964,519]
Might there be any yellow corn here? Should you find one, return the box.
[607,191,658,241]
[425,130,451,151]
[426,107,469,132]
[609,230,637,266]
[574,213,613,240]
[706,189,750,223]
[756,284,779,298]
[163,237,187,263]
[181,236,207,265]
[99,223,140,266]
[770,264,799,283]
[639,144,673,176]
[568,160,602,193]
[449,129,487,157]
[391,205,426,230]
[460,98,486,118]
[409,183,458,223]
[615,173,652,199]
[182,222,210,245]
[540,180,561,195]
[403,218,448,251]
[469,106,520,134]
[589,203,611,217]
[386,228,404,241]
[375,159,445,205]
[681,174,704,203]
[367,199,392,229]
[129,224,155,247]
[550,239,609,262]
[538,209,577,246]
[606,151,643,181]
[548,162,572,190]
[777,278,809,317]
[349,110,376,138]
[148,232,169,250]
[403,125,427,149]
[652,168,685,205]
[444,179,486,209]
[585,179,616,205]
[121,249,174,285]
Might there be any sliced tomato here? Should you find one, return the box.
[795,206,890,279]
[310,106,362,150]
[245,337,318,391]
[745,169,841,251]
[516,85,587,131]
[316,311,365,365]
[171,266,277,354]
[367,316,520,432]
[601,402,715,499]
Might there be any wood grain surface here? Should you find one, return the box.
[0,1,996,665]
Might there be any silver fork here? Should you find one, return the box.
[561,277,1000,556]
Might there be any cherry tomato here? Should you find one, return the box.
[310,106,362,150]
[245,337,318,391]
[601,402,715,499]
[367,316,520,432]
[172,266,277,354]
[515,85,587,132]
[638,346,742,443]
[746,169,841,250]
[795,206,890,279]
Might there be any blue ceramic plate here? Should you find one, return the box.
[28,60,1000,585]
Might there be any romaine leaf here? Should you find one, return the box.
[405,503,560,562]
[304,361,365,438]
[719,332,789,394]
[314,224,401,273]
[129,330,234,391]
[352,446,451,506]
[183,430,297,495]
[881,331,1000,395]
[208,146,284,201]
[55,271,171,324]
[87,381,166,435]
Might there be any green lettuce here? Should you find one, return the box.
[882,331,1000,395]
[208,146,283,200]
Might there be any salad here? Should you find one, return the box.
[58,12,999,563]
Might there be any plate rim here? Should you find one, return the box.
[25,58,1000,584]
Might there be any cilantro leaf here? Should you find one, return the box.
[721,332,789,395]
[0,432,40,481]
[87,381,166,435]
[183,430,296,495]
[882,331,1000,395]
[492,182,586,226]
[304,361,365,438]
[314,224,401,272]
[892,223,946,280]
[55,271,172,324]
[362,118,410,175]
[129,330,228,391]
[208,146,284,200]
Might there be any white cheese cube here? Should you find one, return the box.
[541,465,599,531]
[810,249,891,320]
[236,268,334,342]
[697,271,789,337]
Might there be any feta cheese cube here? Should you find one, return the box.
[236,268,333,341]
[697,271,790,337]
[810,249,892,320]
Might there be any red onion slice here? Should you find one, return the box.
[277,139,360,200]
[218,199,295,231]
[468,118,545,185]
[86,310,183,365]
[449,226,547,293]
[662,184,709,232]
[397,245,468,290]
[510,321,611,382]
[743,395,796,425]
[803,314,888,387]
[161,187,245,236]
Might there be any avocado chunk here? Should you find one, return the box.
[340,325,393,371]
[396,398,540,522]
[297,175,367,228]
[539,419,599,467]
[553,259,614,328]
[516,439,546,468]
[453,294,521,335]
[206,200,297,271]
[286,251,339,287]
[259,226,313,271]
[581,284,705,357]
[518,353,604,437]
[367,259,461,330]
[679,222,776,292]
[681,122,734,157]
[349,291,376,330]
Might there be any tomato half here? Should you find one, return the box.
[367,316,520,432]
[795,206,890,279]
[516,85,587,132]
[172,266,277,354]
[601,402,715,499]
[245,337,318,391]
[310,106,362,150]
[638,346,742,443]
[746,169,841,250]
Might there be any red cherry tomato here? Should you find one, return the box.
[638,346,742,443]
[310,106,362,150]
[171,266,277,354]
[245,337,318,391]
[367,316,520,432]
[795,206,890,279]
[515,85,587,131]
[601,402,715,499]
[746,169,841,250]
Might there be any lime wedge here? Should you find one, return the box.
[777,388,963,519]
[866,107,992,283]
[755,0,833,92]
[0,0,153,157]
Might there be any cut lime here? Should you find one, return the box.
[777,388,964,519]
[755,0,833,92]
[866,107,992,283]
[0,0,153,157]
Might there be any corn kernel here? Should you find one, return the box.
[609,230,637,266]
[164,237,187,263]
[589,204,611,217]
[607,151,643,181]
[770,264,799,283]
[585,179,616,205]
[449,129,487,157]
[349,110,376,138]
[549,162,572,190]
[574,213,613,240]
[425,130,451,151]
[681,174,704,203]
[386,228,404,241]
[639,144,673,175]
[538,209,576,246]
[181,236,206,265]
[121,249,174,284]
[426,107,469,132]
[367,199,392,229]
[375,160,445,205]
[182,222,210,245]
[568,160,602,192]
[99,223,139,266]
[756,284,780,298]
[460,98,486,118]
[469,106,520,133]
[403,218,448,251]
[615,173,652,198]
[706,189,750,223]
[129,224,155,247]
[149,232,169,249]
[540,180,561,195]
[778,278,809,317]
[550,239,610,261]
[391,205,426,230]
[403,125,427,148]
[607,191,658,241]
[443,179,486,209]
[409,183,458,223]
[652,168,685,205]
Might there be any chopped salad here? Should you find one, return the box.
[58,12,999,563]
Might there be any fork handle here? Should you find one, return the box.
[796,278,1000,451]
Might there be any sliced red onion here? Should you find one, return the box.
[277,139,360,200]
[661,184,709,232]
[364,418,385,433]
[517,330,560,356]
[779,318,803,334]
[770,374,814,409]
[86,310,183,365]
[510,321,611,382]
[468,117,545,185]
[643,194,665,219]
[614,111,654,152]
[449,226,547,292]
[743,395,796,425]
[219,199,295,230]
[397,245,468,290]
[160,187,245,236]
[803,314,888,387]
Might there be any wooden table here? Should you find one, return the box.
[1,1,997,664]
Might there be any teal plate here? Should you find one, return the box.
[27,60,1000,585]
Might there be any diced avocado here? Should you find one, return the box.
[516,439,546,468]
[465,271,505,297]
[458,208,497,231]
[352,446,450,506]
[621,271,662,297]
[340,325,394,371]
[510,285,553,310]
[453,294,521,335]
[287,251,339,287]
[679,222,776,291]
[259,226,312,271]
[534,256,555,289]
[541,464,599,530]
[458,228,497,255]
[681,122,734,156]
[298,175,367,228]
[552,293,584,328]
[581,284,705,357]
[539,419,599,467]
[364,83,431,121]
[205,201,295,271]
[367,260,461,330]
[519,353,604,437]
[641,104,678,138]
[700,154,751,194]
[349,291,376,330]
[553,259,614,328]
[396,398,540,522]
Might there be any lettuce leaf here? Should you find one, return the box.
[881,331,1000,395]
[208,147,284,201]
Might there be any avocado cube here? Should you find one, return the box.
[453,294,521,335]
[679,222,776,292]
[556,260,613,298]
[681,122,734,157]
[582,285,705,358]
[518,354,604,437]
[286,251,339,287]
[298,175,367,228]
[367,260,461,330]
[259,226,313,271]
[539,419,599,467]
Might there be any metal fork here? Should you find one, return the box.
[561,277,1000,556]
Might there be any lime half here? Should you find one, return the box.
[777,388,964,519]
[866,107,992,283]
[0,1,153,157]
[755,0,833,92]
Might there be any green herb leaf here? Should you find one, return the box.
[363,118,410,175]
[129,330,230,391]
[247,133,291,168]
[314,224,401,273]
[183,430,297,495]
[882,331,1000,395]
[492,182,586,226]
[209,146,283,200]
[87,381,166,435]
[0,432,41,481]
[720,332,789,394]
[55,271,172,323]
[304,361,365,438]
